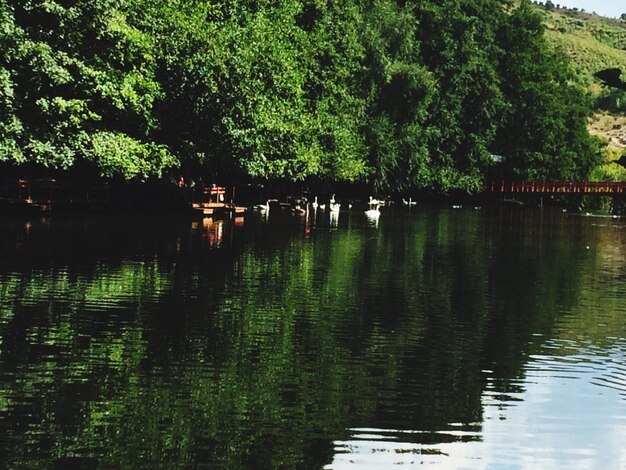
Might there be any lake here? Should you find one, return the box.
[0,206,625,469]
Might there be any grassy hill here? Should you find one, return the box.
[533,4,626,179]
[543,10,626,86]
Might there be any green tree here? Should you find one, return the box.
[493,1,601,180]
[0,0,177,179]
[0,0,604,188]
[411,0,508,191]
[359,0,434,191]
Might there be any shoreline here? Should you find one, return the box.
[1,178,623,216]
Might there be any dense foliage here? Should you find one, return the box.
[0,0,601,190]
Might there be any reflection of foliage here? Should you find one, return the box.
[0,210,619,468]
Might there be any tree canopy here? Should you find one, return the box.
[0,0,601,191]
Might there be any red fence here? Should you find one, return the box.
[489,181,626,195]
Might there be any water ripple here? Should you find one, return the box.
[326,425,483,468]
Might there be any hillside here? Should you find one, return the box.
[542,9,626,82]
[537,6,626,146]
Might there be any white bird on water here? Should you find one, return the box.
[366,196,381,218]
[365,204,380,218]
[254,200,270,212]
[292,205,307,215]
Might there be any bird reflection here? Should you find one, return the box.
[330,209,339,228]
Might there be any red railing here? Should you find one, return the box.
[489,181,626,194]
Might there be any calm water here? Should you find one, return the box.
[0,207,624,469]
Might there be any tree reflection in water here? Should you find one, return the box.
[0,209,624,468]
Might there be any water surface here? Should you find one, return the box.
[0,207,624,468]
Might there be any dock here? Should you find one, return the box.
[191,202,246,217]
[191,186,246,218]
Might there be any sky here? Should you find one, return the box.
[559,1,624,18]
